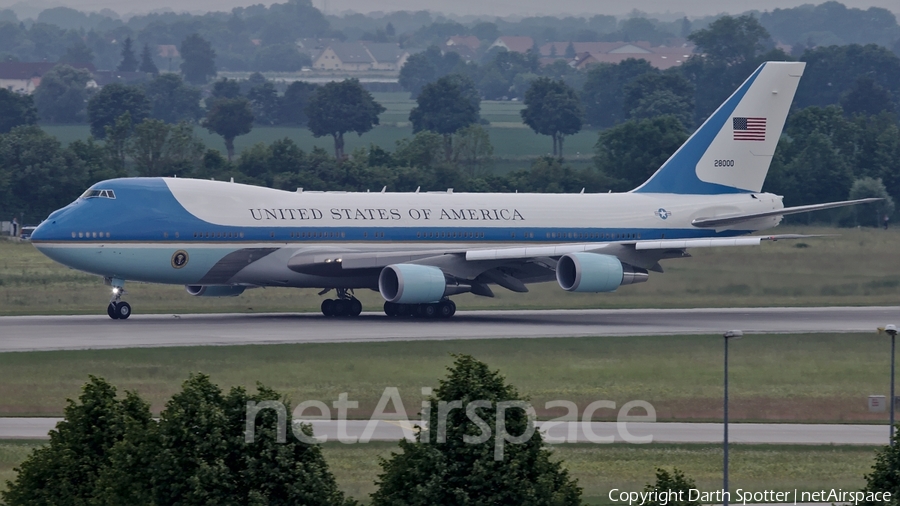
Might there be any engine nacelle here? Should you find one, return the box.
[379,264,447,304]
[185,285,246,297]
[556,253,648,292]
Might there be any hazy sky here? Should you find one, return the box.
[2,0,897,19]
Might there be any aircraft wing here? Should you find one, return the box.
[287,234,818,289]
[690,198,881,228]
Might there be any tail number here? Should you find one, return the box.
[714,159,735,167]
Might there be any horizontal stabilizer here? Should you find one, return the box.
[691,198,882,228]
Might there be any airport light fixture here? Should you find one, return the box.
[880,324,898,445]
[722,330,743,506]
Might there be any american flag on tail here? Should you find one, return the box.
[733,117,766,141]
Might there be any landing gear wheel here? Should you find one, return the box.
[107,303,119,320]
[349,298,363,317]
[332,299,347,317]
[115,301,131,320]
[438,300,455,318]
[383,301,397,317]
[422,303,437,318]
[321,299,335,316]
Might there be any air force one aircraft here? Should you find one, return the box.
[31,61,876,319]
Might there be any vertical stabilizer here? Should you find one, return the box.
[632,61,805,195]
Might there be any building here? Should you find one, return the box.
[540,41,695,70]
[443,35,480,61]
[488,36,535,54]
[0,61,95,94]
[312,42,408,72]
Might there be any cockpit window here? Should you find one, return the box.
[81,189,116,199]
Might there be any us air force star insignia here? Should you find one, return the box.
[655,208,672,220]
[171,250,189,269]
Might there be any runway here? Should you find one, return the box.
[0,417,887,445]
[1,306,897,352]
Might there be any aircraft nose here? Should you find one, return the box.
[30,220,54,241]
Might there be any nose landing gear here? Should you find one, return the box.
[319,288,363,317]
[106,281,131,320]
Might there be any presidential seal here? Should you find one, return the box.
[171,250,189,269]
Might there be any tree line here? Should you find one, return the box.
[1,0,897,73]
[2,356,581,505]
[7,353,900,505]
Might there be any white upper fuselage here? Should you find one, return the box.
[30,178,784,288]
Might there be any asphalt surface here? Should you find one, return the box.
[0,417,888,445]
[0,306,897,352]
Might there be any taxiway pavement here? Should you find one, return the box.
[0,306,897,353]
[0,417,887,445]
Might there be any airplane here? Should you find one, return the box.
[30,61,877,320]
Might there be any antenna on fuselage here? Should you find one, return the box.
[230,177,234,183]
[415,186,420,193]
[580,188,584,194]
[381,186,386,193]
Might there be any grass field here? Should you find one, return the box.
[0,333,894,422]
[0,440,878,504]
[3,225,898,316]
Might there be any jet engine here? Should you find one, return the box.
[185,285,246,297]
[556,252,648,292]
[378,264,447,304]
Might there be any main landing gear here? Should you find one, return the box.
[383,299,456,319]
[320,288,363,317]
[106,282,131,320]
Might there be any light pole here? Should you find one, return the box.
[723,330,743,506]
[883,324,898,445]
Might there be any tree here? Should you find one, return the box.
[127,119,204,177]
[848,177,895,228]
[180,33,216,85]
[453,124,493,176]
[203,97,254,161]
[280,80,318,126]
[642,468,701,506]
[87,83,150,138]
[0,88,37,133]
[117,36,138,72]
[861,427,900,504]
[205,77,242,108]
[398,45,462,97]
[1,377,150,506]
[409,74,480,160]
[521,77,583,158]
[581,58,656,127]
[594,115,688,191]
[371,355,582,505]
[4,375,352,506]
[139,43,159,75]
[565,41,576,58]
[840,76,895,117]
[32,64,92,124]
[104,111,132,176]
[253,43,312,72]
[247,81,280,126]
[144,73,203,124]
[305,79,385,159]
[688,15,771,66]
[797,44,900,111]
[623,72,695,127]
[59,41,93,66]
